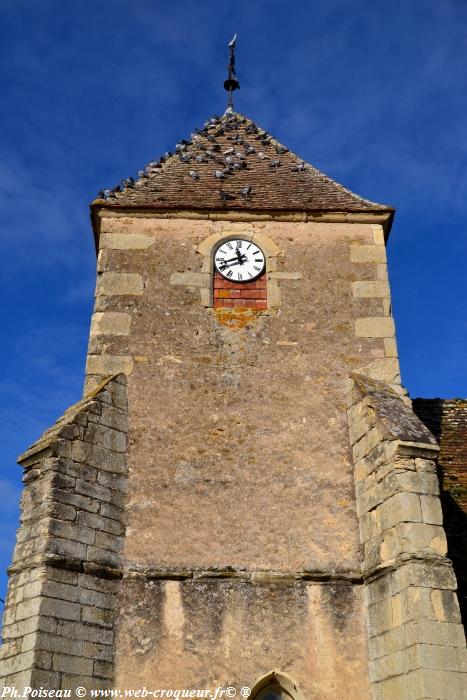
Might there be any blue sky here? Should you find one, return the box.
[1,0,466,613]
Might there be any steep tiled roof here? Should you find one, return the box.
[93,112,392,213]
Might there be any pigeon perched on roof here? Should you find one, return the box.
[189,171,199,180]
[241,185,252,199]
[219,189,235,202]
[293,161,307,172]
[214,170,226,179]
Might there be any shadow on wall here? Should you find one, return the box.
[413,398,467,629]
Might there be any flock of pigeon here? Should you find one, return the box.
[97,112,309,204]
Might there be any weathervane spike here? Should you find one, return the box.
[224,34,240,113]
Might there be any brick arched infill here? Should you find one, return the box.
[213,270,267,310]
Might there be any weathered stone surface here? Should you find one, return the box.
[86,354,134,377]
[351,244,387,263]
[91,312,132,336]
[355,317,395,338]
[100,232,154,249]
[97,272,144,296]
[352,281,390,298]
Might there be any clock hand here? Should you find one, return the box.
[221,254,247,264]
[219,258,247,270]
[235,247,245,265]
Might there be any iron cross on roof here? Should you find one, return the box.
[224,34,240,112]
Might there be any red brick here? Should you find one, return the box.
[255,300,267,309]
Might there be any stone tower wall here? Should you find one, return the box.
[80,213,399,697]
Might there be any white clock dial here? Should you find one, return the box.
[214,239,266,282]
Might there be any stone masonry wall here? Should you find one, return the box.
[82,214,400,695]
[0,375,128,692]
[347,376,467,699]
[413,398,467,626]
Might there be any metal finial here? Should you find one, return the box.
[224,34,240,112]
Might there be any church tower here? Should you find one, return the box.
[1,46,466,700]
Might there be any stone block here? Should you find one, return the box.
[392,561,457,594]
[2,615,41,640]
[405,668,467,700]
[372,225,385,245]
[98,501,123,521]
[383,337,398,357]
[78,586,115,609]
[81,604,114,628]
[370,647,409,682]
[97,472,128,491]
[85,423,127,453]
[97,272,143,296]
[46,536,85,563]
[368,597,393,637]
[75,478,112,502]
[90,312,132,337]
[82,640,113,662]
[380,522,447,561]
[351,244,387,263]
[55,619,113,645]
[404,620,465,649]
[431,589,462,623]
[378,492,422,530]
[14,598,42,621]
[100,232,153,249]
[352,281,390,298]
[49,502,77,521]
[412,643,467,672]
[87,546,121,570]
[53,489,100,514]
[52,653,94,676]
[355,317,395,338]
[41,598,80,622]
[349,415,371,445]
[420,495,443,525]
[86,354,134,377]
[356,357,400,382]
[353,426,383,462]
[49,519,96,546]
[0,650,37,676]
[94,530,124,552]
[42,580,79,603]
[76,511,124,536]
[94,659,114,679]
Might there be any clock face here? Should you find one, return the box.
[214,239,266,282]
